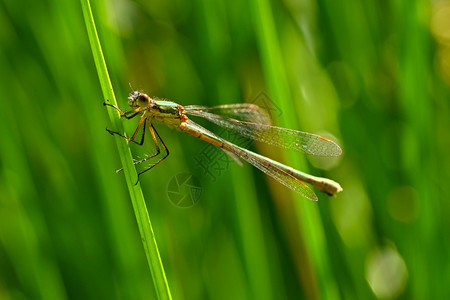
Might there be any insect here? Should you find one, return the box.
[105,91,342,201]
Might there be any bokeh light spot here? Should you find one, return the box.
[366,246,408,299]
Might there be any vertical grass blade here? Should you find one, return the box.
[249,0,340,298]
[80,0,172,299]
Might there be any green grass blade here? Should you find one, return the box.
[249,0,340,298]
[80,0,172,299]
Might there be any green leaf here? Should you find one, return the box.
[80,0,172,299]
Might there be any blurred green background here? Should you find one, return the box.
[1,0,450,299]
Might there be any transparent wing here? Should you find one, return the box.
[183,119,318,201]
[184,109,341,157]
[184,103,272,125]
[233,144,319,201]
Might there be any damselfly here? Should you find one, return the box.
[105,91,342,201]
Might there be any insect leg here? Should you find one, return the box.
[134,124,169,184]
[106,115,147,145]
[104,102,140,119]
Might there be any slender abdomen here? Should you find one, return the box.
[178,119,226,149]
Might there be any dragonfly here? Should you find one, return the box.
[104,91,343,201]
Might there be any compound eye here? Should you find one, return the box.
[137,95,149,106]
